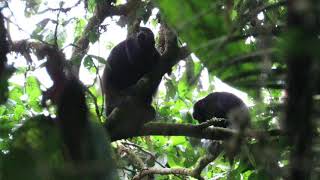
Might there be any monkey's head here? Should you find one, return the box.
[193,99,213,123]
[137,27,156,49]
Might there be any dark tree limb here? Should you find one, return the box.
[0,11,12,104]
[110,121,284,142]
[285,0,318,179]
[0,11,8,75]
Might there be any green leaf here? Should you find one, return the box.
[88,54,107,64]
[8,86,24,104]
[170,136,187,146]
[25,76,42,112]
[84,55,94,69]
[74,18,86,41]
[13,104,25,121]
[88,30,99,43]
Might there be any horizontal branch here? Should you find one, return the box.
[110,121,284,141]
[133,167,192,180]
[223,68,285,83]
[215,48,275,74]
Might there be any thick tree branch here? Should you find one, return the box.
[0,11,12,104]
[110,121,284,141]
[285,0,318,179]
[0,11,8,74]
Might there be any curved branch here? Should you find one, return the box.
[37,0,81,14]
[70,0,138,76]
[132,154,219,180]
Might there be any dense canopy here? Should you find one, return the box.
[0,0,320,179]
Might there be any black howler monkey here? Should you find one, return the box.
[193,92,249,129]
[57,78,118,179]
[102,27,160,116]
[193,92,250,157]
[57,78,88,162]
[102,27,161,138]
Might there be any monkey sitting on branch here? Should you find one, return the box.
[102,27,161,139]
[193,92,250,160]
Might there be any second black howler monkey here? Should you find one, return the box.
[102,27,160,116]
[193,92,250,157]
[193,92,250,129]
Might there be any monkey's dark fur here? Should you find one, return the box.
[102,27,160,116]
[193,92,249,128]
[103,27,161,139]
[193,92,250,157]
[57,78,88,162]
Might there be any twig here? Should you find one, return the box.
[37,0,82,14]
[122,142,166,168]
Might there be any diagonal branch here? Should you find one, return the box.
[132,154,221,180]
[69,0,139,76]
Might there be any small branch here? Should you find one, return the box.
[53,8,61,48]
[194,25,282,58]
[122,142,166,168]
[84,87,102,121]
[223,68,285,83]
[70,1,137,76]
[133,154,216,180]
[215,48,275,74]
[192,155,216,179]
[238,0,288,31]
[37,0,82,14]
[133,167,192,180]
[118,144,145,170]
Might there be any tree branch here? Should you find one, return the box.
[69,0,138,76]
[37,0,82,14]
[110,120,284,141]
[132,154,217,180]
[215,48,275,74]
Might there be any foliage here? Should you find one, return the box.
[0,0,319,179]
